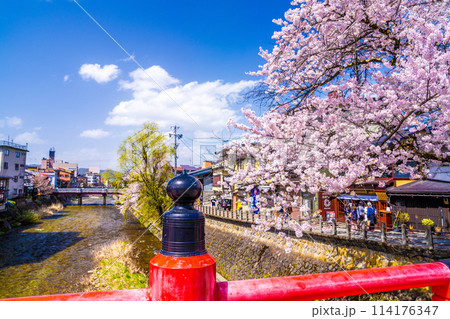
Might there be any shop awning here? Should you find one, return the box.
[375,192,388,201]
[337,194,378,202]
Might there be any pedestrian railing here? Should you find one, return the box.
[197,205,450,251]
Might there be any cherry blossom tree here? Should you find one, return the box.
[31,173,53,196]
[228,0,450,209]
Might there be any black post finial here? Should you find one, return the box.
[166,169,202,206]
[161,170,206,257]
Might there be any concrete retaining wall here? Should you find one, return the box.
[205,217,443,300]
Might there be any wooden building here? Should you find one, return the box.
[386,179,450,231]
[318,168,414,224]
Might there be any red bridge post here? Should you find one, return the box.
[432,260,450,301]
[148,170,216,301]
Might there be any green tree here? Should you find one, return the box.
[117,122,174,226]
[101,169,123,189]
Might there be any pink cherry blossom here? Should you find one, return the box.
[227,0,450,209]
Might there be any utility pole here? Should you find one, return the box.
[169,125,182,175]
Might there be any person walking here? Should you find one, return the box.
[344,203,351,223]
[351,204,358,230]
[364,202,369,227]
[236,199,242,212]
[366,202,377,231]
[357,202,365,231]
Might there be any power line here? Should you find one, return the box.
[182,139,221,166]
[180,138,212,164]
[72,0,200,127]
[184,136,242,142]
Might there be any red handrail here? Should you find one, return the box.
[216,261,450,301]
[3,261,449,301]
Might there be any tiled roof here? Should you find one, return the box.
[387,179,450,196]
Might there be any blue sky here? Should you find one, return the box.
[0,0,291,169]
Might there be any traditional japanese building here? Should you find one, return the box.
[387,178,450,231]
[318,169,414,224]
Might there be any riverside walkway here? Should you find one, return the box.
[197,205,450,252]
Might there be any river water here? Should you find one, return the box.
[0,196,161,299]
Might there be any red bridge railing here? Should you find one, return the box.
[3,260,450,301]
[3,172,450,301]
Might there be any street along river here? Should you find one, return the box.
[0,197,161,299]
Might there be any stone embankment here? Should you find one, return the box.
[205,217,445,300]
[0,195,73,233]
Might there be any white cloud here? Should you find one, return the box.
[0,116,22,128]
[105,65,256,137]
[79,63,120,84]
[14,132,44,145]
[64,75,70,82]
[80,129,111,139]
[119,65,180,91]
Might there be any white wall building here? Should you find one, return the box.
[0,140,28,198]
[86,171,100,186]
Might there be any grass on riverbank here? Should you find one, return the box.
[10,203,64,227]
[1,201,66,231]
[83,238,148,291]
[17,210,40,225]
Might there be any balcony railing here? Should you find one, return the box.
[0,140,27,151]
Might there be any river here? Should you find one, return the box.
[0,196,161,299]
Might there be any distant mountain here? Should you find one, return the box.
[100,169,118,174]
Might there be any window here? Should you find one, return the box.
[13,176,18,182]
[16,152,20,158]
[213,175,221,186]
[4,149,9,156]
[15,163,19,170]
[3,162,8,169]
[20,176,24,179]
[20,164,24,167]
[13,188,17,195]
[21,153,25,156]
[19,189,23,194]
